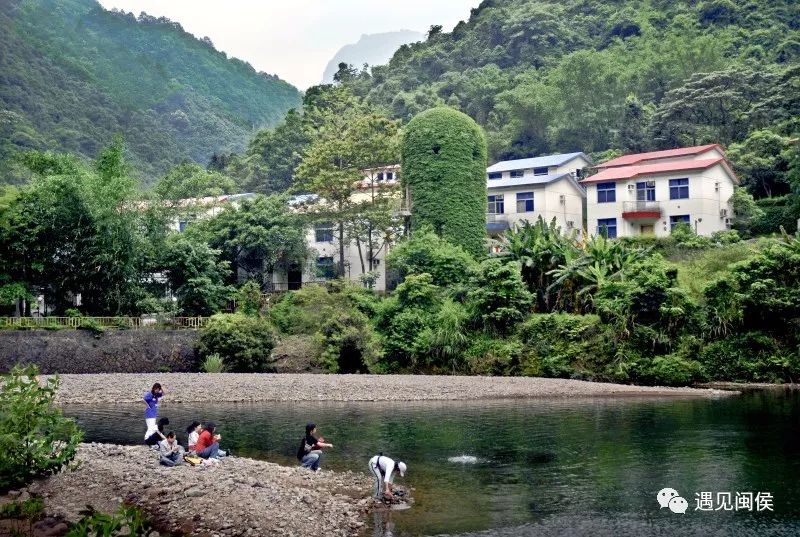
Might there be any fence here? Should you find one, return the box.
[0,316,210,330]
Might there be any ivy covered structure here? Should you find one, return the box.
[401,107,488,257]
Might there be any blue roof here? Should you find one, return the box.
[486,152,590,173]
[486,172,586,197]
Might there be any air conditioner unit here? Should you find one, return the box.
[627,184,635,191]
[646,180,655,187]
[559,194,566,204]
[720,208,728,218]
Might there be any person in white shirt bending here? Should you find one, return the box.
[368,454,407,499]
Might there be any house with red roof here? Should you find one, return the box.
[581,145,738,238]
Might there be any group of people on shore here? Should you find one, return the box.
[143,383,225,467]
[143,382,407,499]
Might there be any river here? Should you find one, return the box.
[63,389,800,536]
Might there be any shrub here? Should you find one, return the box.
[198,314,275,372]
[387,229,477,287]
[699,332,800,382]
[236,280,263,316]
[201,353,225,373]
[710,229,741,245]
[465,334,523,376]
[269,282,380,335]
[316,309,380,373]
[670,223,712,249]
[0,365,83,491]
[401,107,488,257]
[421,299,470,373]
[66,505,153,537]
[645,354,706,386]
[519,314,613,379]
[467,259,532,334]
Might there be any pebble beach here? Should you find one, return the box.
[52,373,733,404]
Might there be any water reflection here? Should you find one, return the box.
[63,391,800,536]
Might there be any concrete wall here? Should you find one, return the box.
[0,329,199,374]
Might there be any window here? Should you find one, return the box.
[597,182,616,203]
[670,214,691,231]
[316,257,336,279]
[669,178,689,199]
[385,172,393,180]
[597,218,617,239]
[487,194,504,214]
[575,168,583,178]
[636,181,656,201]
[376,172,384,181]
[488,172,502,180]
[314,222,334,243]
[533,167,548,176]
[510,170,524,178]
[178,220,190,233]
[516,192,534,212]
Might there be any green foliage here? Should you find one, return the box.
[643,354,706,386]
[728,129,794,198]
[0,365,83,491]
[270,282,378,335]
[316,308,380,374]
[401,107,487,257]
[198,314,275,373]
[669,223,712,249]
[66,505,154,537]
[752,196,798,235]
[0,0,300,181]
[387,229,477,287]
[159,234,232,316]
[189,194,308,285]
[421,299,470,372]
[236,281,263,317]
[464,334,524,376]
[467,259,532,334]
[201,353,225,373]
[154,163,237,201]
[519,314,613,379]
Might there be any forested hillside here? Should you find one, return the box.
[321,30,425,83]
[0,0,300,181]
[339,0,798,168]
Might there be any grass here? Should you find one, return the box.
[671,240,764,300]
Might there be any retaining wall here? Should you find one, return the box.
[0,329,199,373]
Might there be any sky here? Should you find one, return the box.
[97,0,480,90]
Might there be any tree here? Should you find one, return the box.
[467,259,532,334]
[618,94,652,153]
[295,91,400,276]
[401,107,488,257]
[728,129,793,198]
[190,194,308,286]
[387,229,477,287]
[158,234,232,316]
[198,313,276,372]
[230,109,312,194]
[155,162,237,201]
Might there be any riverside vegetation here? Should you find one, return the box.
[0,2,799,386]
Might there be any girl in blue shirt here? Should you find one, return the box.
[143,383,164,440]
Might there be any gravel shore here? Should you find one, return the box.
[22,443,373,536]
[51,373,733,404]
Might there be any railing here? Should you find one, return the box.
[486,212,509,223]
[622,201,661,213]
[0,316,210,330]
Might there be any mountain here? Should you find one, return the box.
[341,0,799,164]
[0,0,301,181]
[322,30,424,83]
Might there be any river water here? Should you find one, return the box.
[63,389,800,536]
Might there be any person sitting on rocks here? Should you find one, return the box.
[186,421,201,452]
[368,454,407,500]
[195,421,222,459]
[145,417,169,449]
[296,422,333,472]
[159,431,185,467]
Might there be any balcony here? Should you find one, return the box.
[486,213,510,234]
[622,201,661,221]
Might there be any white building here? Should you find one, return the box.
[269,165,402,292]
[167,193,257,233]
[485,152,590,235]
[582,144,738,238]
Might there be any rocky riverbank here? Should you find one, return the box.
[18,443,373,536]
[51,373,733,404]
